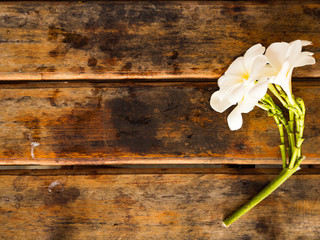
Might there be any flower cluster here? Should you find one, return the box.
[210,40,315,130]
[214,40,316,227]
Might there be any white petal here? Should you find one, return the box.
[293,52,316,68]
[300,51,314,56]
[260,65,278,78]
[244,44,265,59]
[247,55,268,81]
[244,44,265,72]
[269,60,294,102]
[227,83,245,104]
[217,75,227,87]
[218,75,242,89]
[220,78,243,95]
[293,40,312,47]
[265,42,290,71]
[225,57,246,77]
[281,71,295,105]
[269,61,291,85]
[227,107,243,131]
[249,79,269,99]
[238,95,258,113]
[210,91,234,113]
[286,40,302,63]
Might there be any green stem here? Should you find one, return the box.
[288,110,295,159]
[288,98,305,168]
[279,144,286,168]
[288,147,299,169]
[224,91,307,227]
[223,166,300,227]
[268,84,288,108]
[275,119,286,168]
[259,97,287,167]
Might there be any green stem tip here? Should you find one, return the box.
[222,166,300,227]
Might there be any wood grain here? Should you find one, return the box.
[1,81,319,165]
[0,167,319,239]
[0,1,320,80]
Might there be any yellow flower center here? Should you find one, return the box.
[242,72,249,80]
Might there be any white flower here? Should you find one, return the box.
[210,44,269,130]
[264,40,315,104]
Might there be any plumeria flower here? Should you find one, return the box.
[210,44,269,130]
[264,40,315,104]
[219,40,316,227]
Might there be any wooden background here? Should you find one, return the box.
[1,81,320,165]
[1,168,320,239]
[0,1,319,80]
[1,1,320,239]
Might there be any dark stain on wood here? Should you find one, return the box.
[3,148,16,158]
[0,14,28,28]
[49,96,107,157]
[36,66,57,72]
[87,57,97,67]
[13,176,28,192]
[241,234,252,240]
[48,89,61,107]
[224,179,270,198]
[288,178,308,201]
[109,97,160,154]
[255,218,269,234]
[121,62,132,71]
[14,193,23,209]
[16,96,31,103]
[48,45,69,58]
[233,5,247,13]
[48,215,77,240]
[14,193,23,202]
[19,116,41,142]
[255,217,280,240]
[114,191,138,207]
[45,185,80,206]
[232,141,254,155]
[63,33,89,50]
[172,63,181,75]
[68,66,86,73]
[49,50,59,58]
[233,142,247,151]
[98,31,127,59]
[170,50,179,60]
[303,6,320,19]
[48,26,90,50]
[307,125,320,139]
[81,3,183,67]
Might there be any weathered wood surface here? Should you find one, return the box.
[1,81,319,165]
[0,1,320,80]
[0,168,319,239]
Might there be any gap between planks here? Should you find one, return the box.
[1,167,320,176]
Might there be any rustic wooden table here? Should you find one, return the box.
[0,1,319,239]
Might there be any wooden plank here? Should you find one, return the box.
[0,1,320,80]
[1,81,319,165]
[0,168,319,239]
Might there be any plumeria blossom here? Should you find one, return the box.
[264,40,315,104]
[217,40,316,227]
[210,44,269,130]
